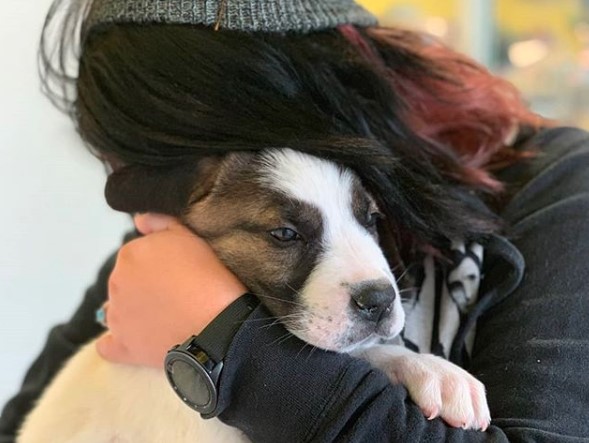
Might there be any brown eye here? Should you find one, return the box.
[365,212,383,229]
[269,227,301,242]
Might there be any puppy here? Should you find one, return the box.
[18,149,490,443]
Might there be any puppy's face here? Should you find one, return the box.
[184,149,405,352]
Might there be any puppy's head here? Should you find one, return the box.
[184,149,405,352]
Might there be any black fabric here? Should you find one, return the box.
[196,293,259,365]
[1,127,588,442]
[471,127,589,441]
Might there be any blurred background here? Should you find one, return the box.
[359,0,589,128]
[1,0,588,407]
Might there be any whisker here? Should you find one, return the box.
[263,317,297,330]
[305,345,319,362]
[276,332,296,346]
[253,311,308,331]
[390,263,403,273]
[396,262,421,281]
[254,292,305,307]
[242,312,305,326]
[260,319,285,329]
[267,331,294,347]
[285,283,306,302]
[296,342,310,359]
[396,266,413,281]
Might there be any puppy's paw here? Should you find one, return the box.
[388,353,490,431]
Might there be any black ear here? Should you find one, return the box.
[104,158,222,216]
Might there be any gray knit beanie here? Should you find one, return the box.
[84,0,378,35]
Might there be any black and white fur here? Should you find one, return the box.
[18,149,490,443]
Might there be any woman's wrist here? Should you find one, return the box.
[96,215,247,368]
[164,293,260,417]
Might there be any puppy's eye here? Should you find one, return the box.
[269,227,301,242]
[365,211,383,228]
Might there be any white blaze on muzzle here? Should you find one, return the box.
[259,149,405,351]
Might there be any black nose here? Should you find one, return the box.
[351,285,396,322]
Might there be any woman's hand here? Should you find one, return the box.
[96,214,246,368]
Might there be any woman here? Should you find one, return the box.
[1,0,588,441]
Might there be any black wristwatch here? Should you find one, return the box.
[164,293,259,417]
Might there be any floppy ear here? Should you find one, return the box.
[104,157,223,216]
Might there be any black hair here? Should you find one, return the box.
[38,0,538,257]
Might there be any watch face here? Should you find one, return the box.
[165,347,221,415]
[168,359,211,407]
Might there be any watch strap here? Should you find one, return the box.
[195,293,259,363]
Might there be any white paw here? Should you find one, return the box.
[388,353,490,431]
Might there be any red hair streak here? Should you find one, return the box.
[338,24,548,192]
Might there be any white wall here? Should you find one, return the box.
[0,0,131,407]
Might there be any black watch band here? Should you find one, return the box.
[165,293,259,416]
[196,292,259,362]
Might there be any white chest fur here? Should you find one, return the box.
[17,336,249,443]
